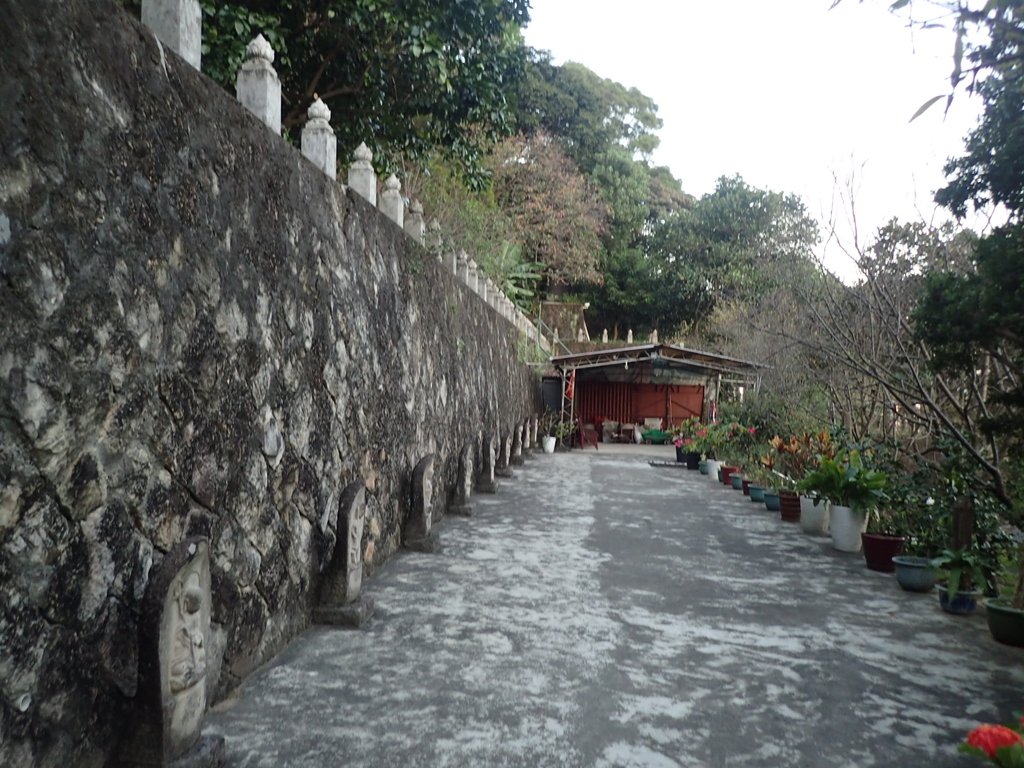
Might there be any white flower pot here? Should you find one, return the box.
[705,459,721,480]
[542,436,556,454]
[830,504,867,552]
[799,495,829,535]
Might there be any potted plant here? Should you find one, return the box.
[672,417,702,467]
[553,419,576,448]
[539,412,559,454]
[775,476,801,523]
[883,473,945,590]
[744,465,770,504]
[770,432,836,534]
[985,539,1024,646]
[799,492,830,535]
[931,546,992,615]
[862,508,908,573]
[890,498,944,592]
[797,451,887,553]
[930,489,1014,616]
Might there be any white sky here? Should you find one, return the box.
[522,0,985,277]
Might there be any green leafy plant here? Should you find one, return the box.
[671,416,702,449]
[796,451,887,511]
[991,539,1024,611]
[930,546,1000,602]
[486,241,544,313]
[539,411,559,438]
[553,419,577,442]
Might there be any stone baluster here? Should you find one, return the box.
[235,34,281,134]
[651,329,659,344]
[427,218,442,259]
[379,174,404,228]
[443,250,458,275]
[577,328,585,342]
[405,200,425,242]
[602,329,608,343]
[300,96,336,179]
[141,0,201,71]
[476,435,498,494]
[456,251,470,285]
[348,143,377,205]
[480,277,490,305]
[627,329,634,344]
[467,260,480,294]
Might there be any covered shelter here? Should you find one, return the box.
[547,343,765,439]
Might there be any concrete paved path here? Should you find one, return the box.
[206,450,1024,767]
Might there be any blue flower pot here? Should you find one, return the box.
[937,585,980,615]
[763,491,781,512]
[730,474,744,490]
[748,485,765,502]
[891,556,937,592]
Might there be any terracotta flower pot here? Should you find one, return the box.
[720,466,740,485]
[741,479,751,496]
[778,490,801,523]
[861,533,906,572]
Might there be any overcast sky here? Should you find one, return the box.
[522,0,985,276]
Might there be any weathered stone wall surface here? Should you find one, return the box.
[0,1,540,765]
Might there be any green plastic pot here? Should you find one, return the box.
[985,600,1024,647]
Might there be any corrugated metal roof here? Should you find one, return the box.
[550,343,765,376]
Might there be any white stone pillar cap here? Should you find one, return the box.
[245,33,275,63]
[353,142,373,165]
[307,95,331,123]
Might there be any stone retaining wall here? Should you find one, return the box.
[0,1,540,764]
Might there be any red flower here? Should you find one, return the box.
[748,427,756,434]
[967,724,1023,758]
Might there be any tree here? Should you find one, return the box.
[511,55,663,172]
[585,176,818,337]
[933,2,1024,218]
[487,132,608,288]
[122,0,532,180]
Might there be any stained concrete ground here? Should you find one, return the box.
[205,445,1024,767]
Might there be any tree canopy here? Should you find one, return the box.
[124,0,532,180]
